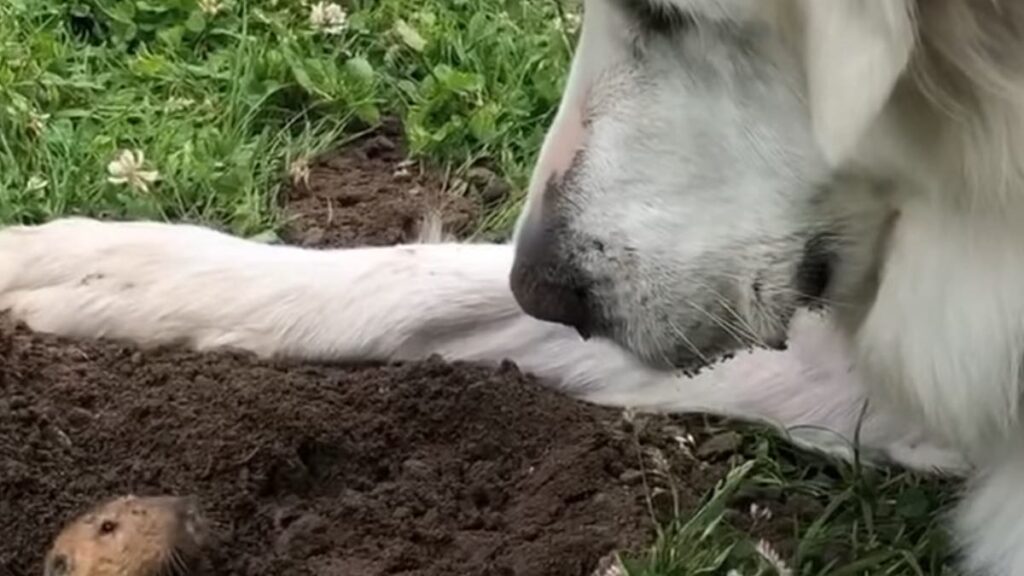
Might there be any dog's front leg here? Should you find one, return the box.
[0,218,519,358]
[0,218,642,378]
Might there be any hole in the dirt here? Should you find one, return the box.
[400,215,419,241]
[470,485,492,509]
[273,507,303,530]
[335,194,363,208]
[603,458,627,478]
[373,463,393,483]
[263,455,313,496]
[296,438,388,484]
[296,439,339,479]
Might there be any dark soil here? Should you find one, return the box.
[0,128,734,576]
[0,325,671,576]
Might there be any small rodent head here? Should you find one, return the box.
[45,495,206,576]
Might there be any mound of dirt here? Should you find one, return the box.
[0,324,660,575]
[281,119,482,248]
[0,127,732,576]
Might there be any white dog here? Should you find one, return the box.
[3,0,1024,572]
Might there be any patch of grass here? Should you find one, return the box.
[622,425,962,576]
[1,1,964,574]
[0,0,573,234]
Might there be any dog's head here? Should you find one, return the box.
[510,0,921,369]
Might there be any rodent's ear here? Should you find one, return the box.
[802,0,916,166]
[44,553,70,576]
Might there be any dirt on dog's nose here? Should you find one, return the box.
[45,495,207,576]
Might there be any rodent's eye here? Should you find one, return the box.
[99,520,118,535]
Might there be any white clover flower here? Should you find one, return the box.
[26,175,48,194]
[165,97,195,113]
[554,12,582,33]
[27,111,50,136]
[727,570,745,576]
[198,0,225,15]
[309,2,348,35]
[289,156,312,188]
[107,149,160,194]
[755,539,793,576]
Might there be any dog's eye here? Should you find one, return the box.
[616,0,696,35]
[99,520,118,535]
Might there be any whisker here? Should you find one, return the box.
[681,279,763,347]
[686,300,757,348]
[665,316,709,364]
[702,284,768,348]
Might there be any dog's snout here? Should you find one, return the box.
[510,223,594,339]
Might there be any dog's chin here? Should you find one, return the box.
[603,335,754,377]
[606,308,798,376]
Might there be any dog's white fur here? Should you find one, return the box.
[3,0,1024,572]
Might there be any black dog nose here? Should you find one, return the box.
[509,226,594,339]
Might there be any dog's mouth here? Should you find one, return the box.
[666,347,739,376]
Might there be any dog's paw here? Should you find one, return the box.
[0,217,232,343]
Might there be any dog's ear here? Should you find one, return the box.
[803,0,916,166]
